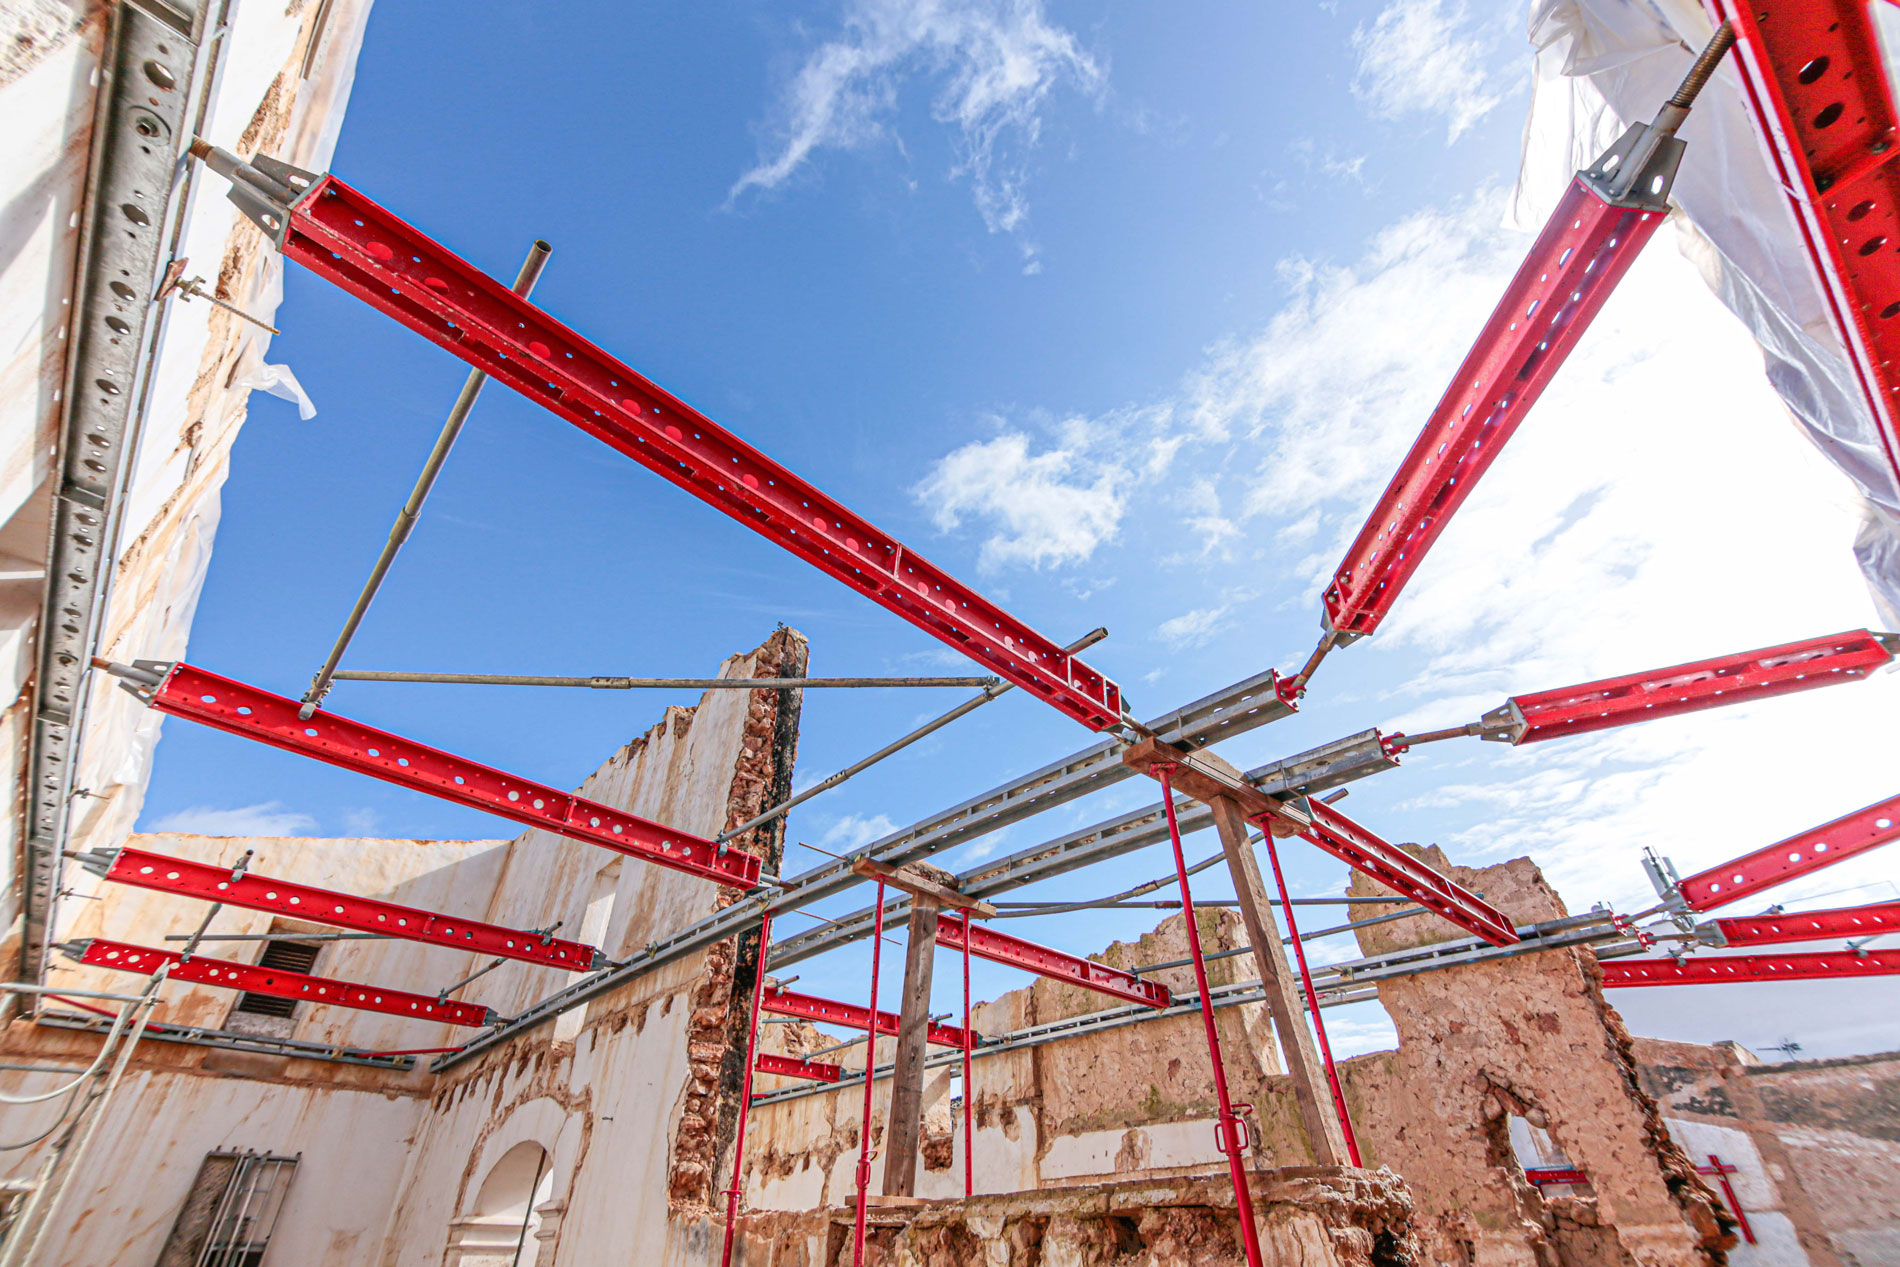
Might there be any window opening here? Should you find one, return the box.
[230,939,322,1020]
[152,1149,299,1267]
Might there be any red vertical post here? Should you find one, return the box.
[1260,832,1362,1166]
[721,911,774,1267]
[1157,767,1264,1267]
[1701,1154,1755,1245]
[852,881,887,1267]
[961,909,974,1199]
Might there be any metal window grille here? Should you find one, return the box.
[154,1150,299,1267]
[230,941,322,1019]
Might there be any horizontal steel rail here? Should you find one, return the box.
[755,1053,842,1082]
[761,986,971,1049]
[1601,948,1900,986]
[33,1012,420,1071]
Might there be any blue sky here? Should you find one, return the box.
[142,0,1899,1059]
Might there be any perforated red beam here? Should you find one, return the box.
[75,938,494,1026]
[106,846,603,969]
[1323,182,1668,640]
[136,661,760,888]
[1600,949,1900,987]
[1712,0,1900,488]
[1297,800,1520,946]
[1487,629,1895,745]
[1678,792,1900,912]
[267,172,1121,731]
[759,986,972,1049]
[935,913,1171,1008]
[755,1053,843,1083]
[1709,899,1900,948]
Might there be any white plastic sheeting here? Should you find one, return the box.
[1514,0,1900,626]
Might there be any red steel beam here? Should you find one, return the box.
[1296,800,1520,946]
[75,938,495,1026]
[1712,0,1900,489]
[1485,630,1895,745]
[1600,948,1900,987]
[1708,899,1900,948]
[106,846,602,969]
[1524,1167,1589,1187]
[192,147,1122,732]
[934,913,1171,1009]
[122,661,760,889]
[759,986,971,1050]
[1323,182,1669,640]
[1679,792,1900,911]
[755,1053,843,1083]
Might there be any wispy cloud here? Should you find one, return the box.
[730,0,1102,270]
[822,812,900,851]
[1350,0,1504,143]
[147,802,318,837]
[1156,605,1232,650]
[913,427,1129,570]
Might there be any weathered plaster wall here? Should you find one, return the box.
[0,0,375,973]
[1637,1037,1900,1267]
[0,630,804,1266]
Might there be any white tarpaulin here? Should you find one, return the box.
[1514,0,1900,626]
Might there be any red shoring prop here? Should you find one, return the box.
[721,911,772,1267]
[1707,899,1900,949]
[961,909,975,1199]
[1599,948,1900,986]
[1676,791,1900,912]
[1156,765,1265,1267]
[1698,1154,1755,1245]
[755,1053,843,1083]
[1258,828,1364,1167]
[852,880,886,1267]
[758,986,971,1049]
[933,913,1172,1008]
[187,143,1123,732]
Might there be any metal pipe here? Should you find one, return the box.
[851,881,887,1267]
[2,984,148,1004]
[1261,832,1361,1165]
[1156,766,1264,1267]
[960,909,974,1199]
[329,671,996,690]
[716,628,1108,847]
[1389,723,1483,748]
[721,911,773,1267]
[437,957,505,1002]
[1667,22,1735,111]
[164,931,386,943]
[299,239,553,719]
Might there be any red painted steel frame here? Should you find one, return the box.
[1710,899,1900,948]
[1157,768,1264,1267]
[1299,800,1520,946]
[935,913,1171,1008]
[108,846,601,969]
[1324,181,1665,639]
[1524,1167,1589,1187]
[852,880,885,1267]
[759,986,973,1050]
[276,176,1121,731]
[78,938,494,1026]
[1697,1155,1755,1245]
[1502,629,1893,745]
[722,911,772,1267]
[143,662,760,889]
[755,1053,843,1083]
[1600,948,1900,986]
[1712,0,1900,488]
[1678,791,1900,911]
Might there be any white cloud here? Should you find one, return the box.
[1350,0,1504,143]
[730,0,1101,263]
[1156,605,1231,650]
[822,812,900,851]
[147,801,318,837]
[913,429,1128,570]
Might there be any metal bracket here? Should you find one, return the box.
[191,141,320,246]
[1477,699,1528,745]
[1579,121,1686,211]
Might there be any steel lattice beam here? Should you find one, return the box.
[1482,630,1895,745]
[1324,180,1670,640]
[1707,899,1900,948]
[756,1053,843,1083]
[117,660,760,888]
[106,846,603,969]
[760,986,972,1049]
[192,147,1122,732]
[72,938,496,1026]
[934,914,1171,1008]
[1713,0,1900,489]
[1297,800,1520,946]
[1678,791,1900,912]
[1599,948,1900,987]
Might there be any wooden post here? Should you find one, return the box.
[881,895,941,1195]
[1207,794,1350,1166]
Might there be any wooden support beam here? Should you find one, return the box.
[1207,795,1350,1166]
[881,894,941,1196]
[851,858,997,917]
[1120,737,1309,837]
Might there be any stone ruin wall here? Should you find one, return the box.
[741,849,1738,1267]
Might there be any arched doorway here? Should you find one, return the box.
[444,1141,555,1266]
